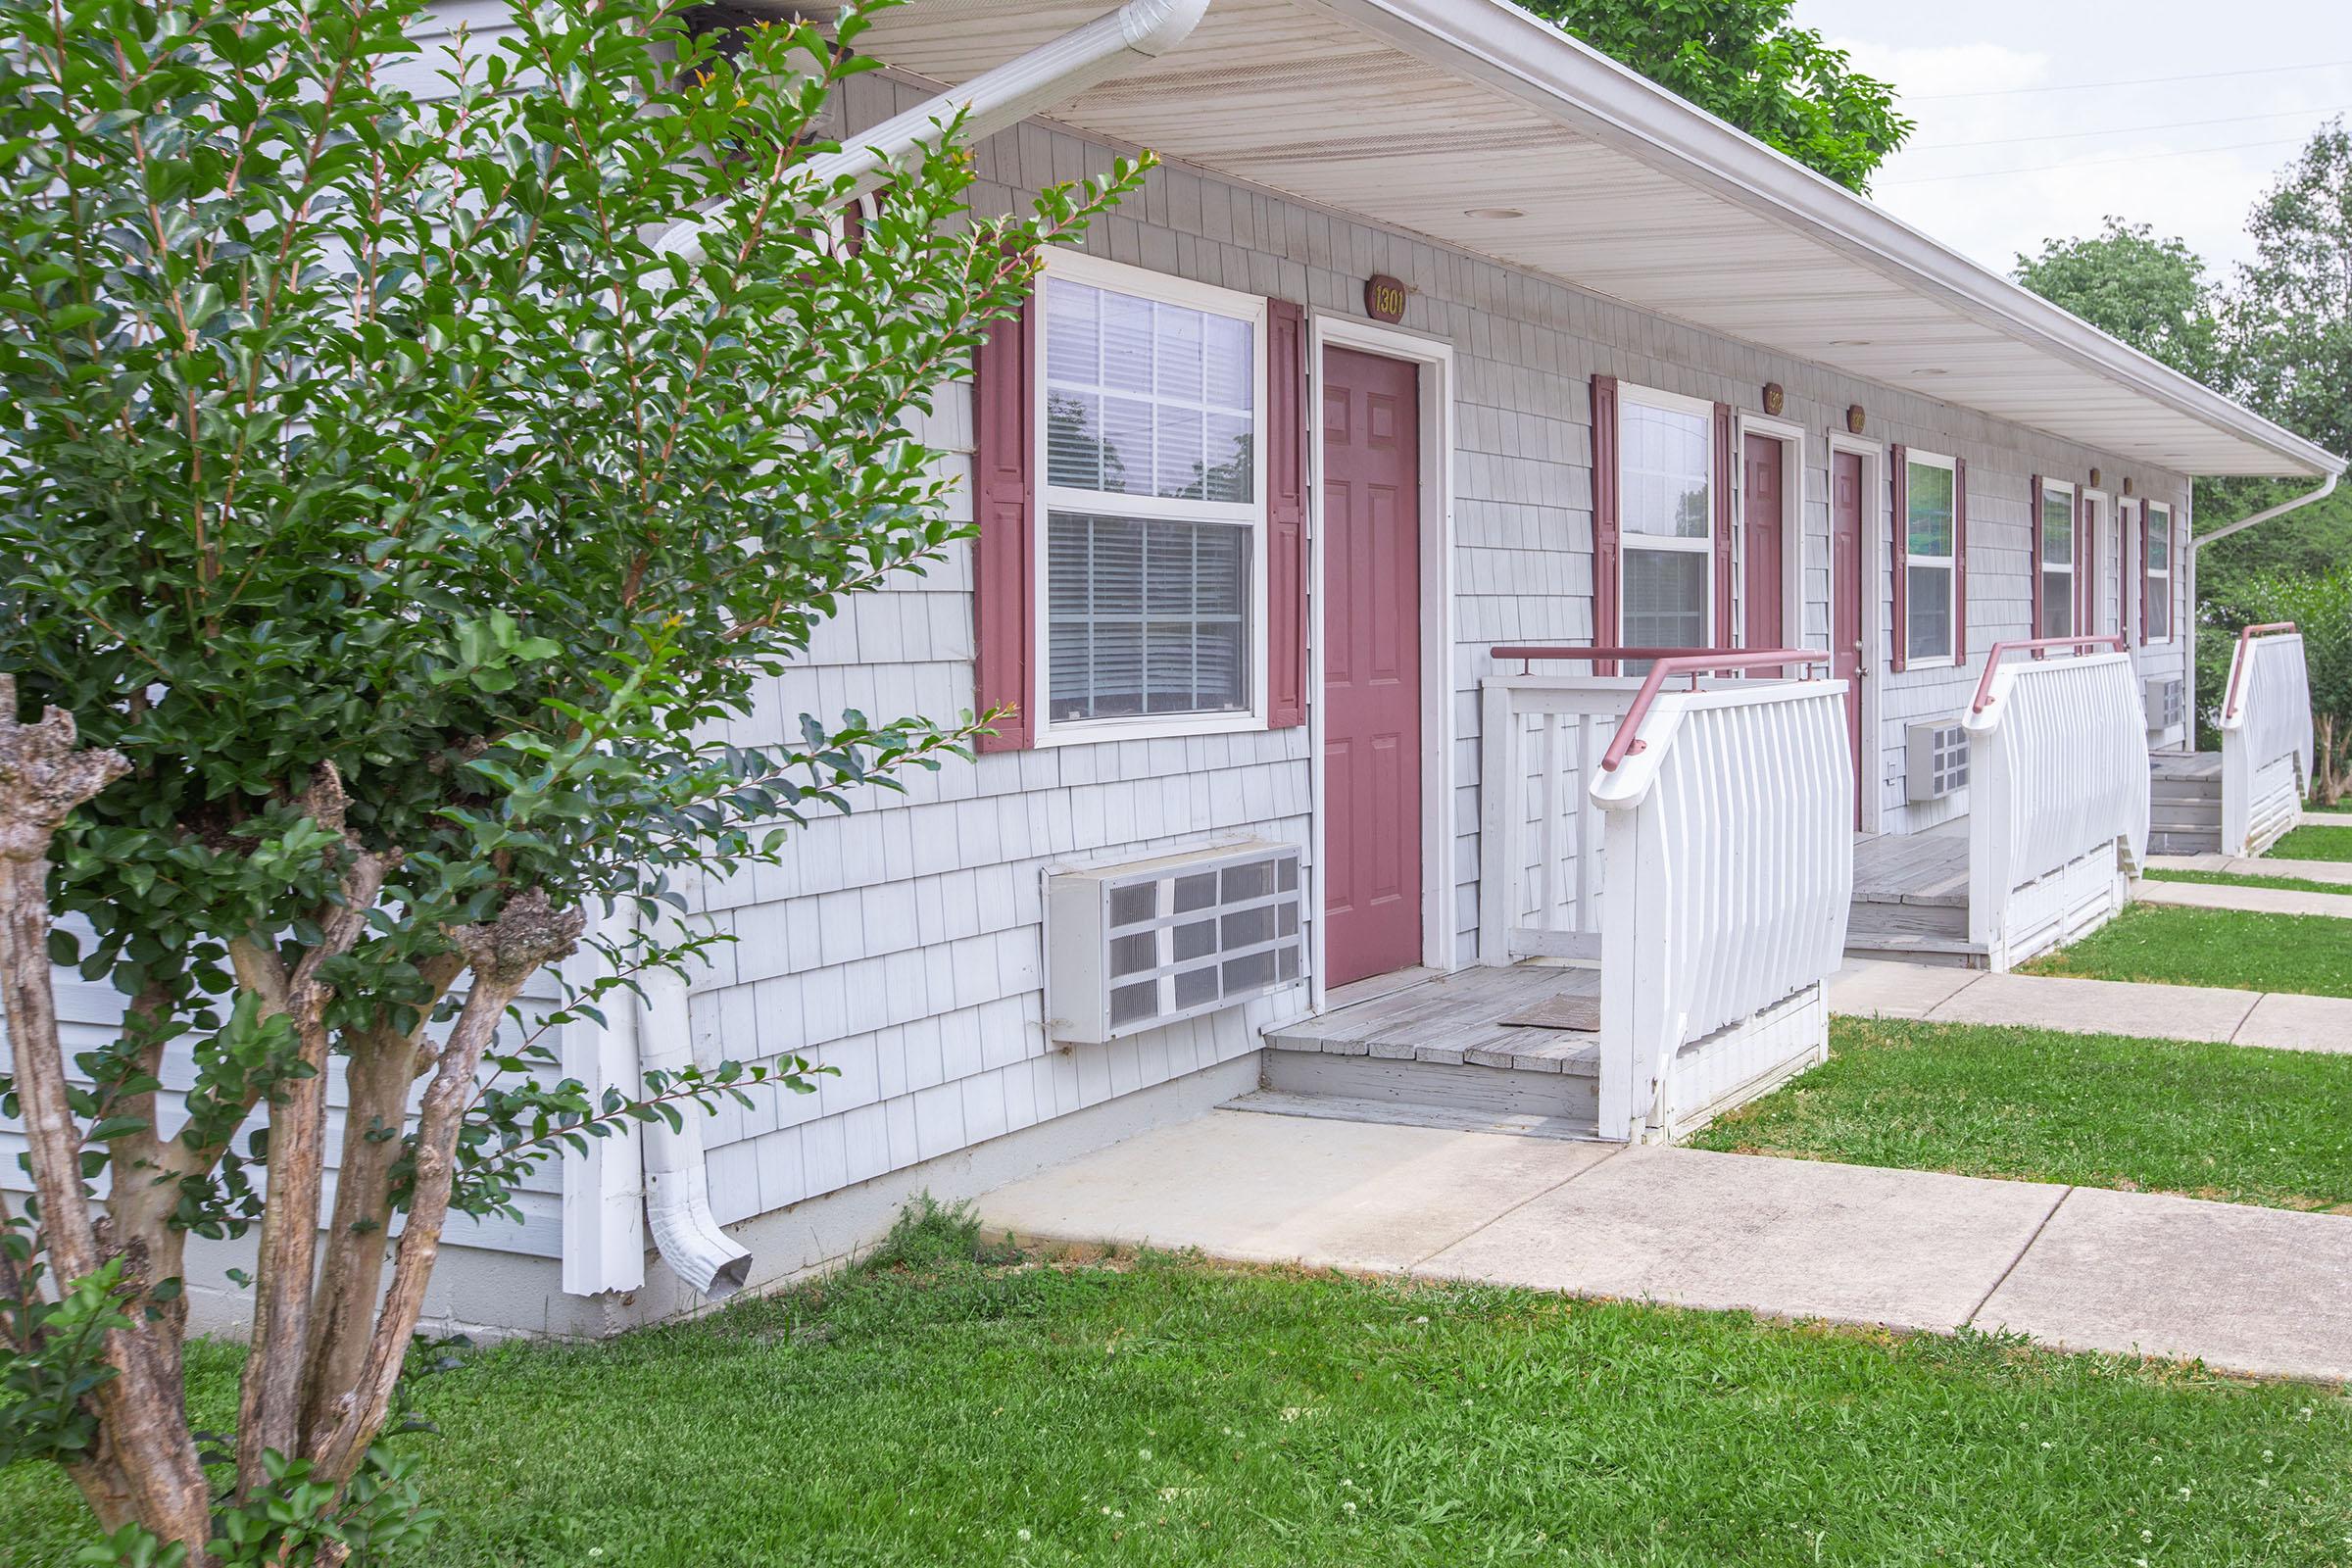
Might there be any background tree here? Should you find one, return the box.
[1517,0,1911,190]
[0,0,1132,1559]
[2015,219,2222,385]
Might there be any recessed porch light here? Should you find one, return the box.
[1463,207,1526,220]
[1911,368,1950,376]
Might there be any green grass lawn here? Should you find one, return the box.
[2268,823,2352,862]
[5,1208,2351,1567]
[1690,1016,2352,1210]
[2146,867,2352,898]
[2020,904,2352,998]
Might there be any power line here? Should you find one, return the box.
[1910,58,2352,101]
[1912,104,2349,153]
[1885,134,2315,185]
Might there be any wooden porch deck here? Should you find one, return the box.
[1246,964,1603,1140]
[1845,823,1983,966]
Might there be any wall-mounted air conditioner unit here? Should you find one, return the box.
[1904,720,1970,804]
[2144,677,2184,733]
[1045,842,1305,1045]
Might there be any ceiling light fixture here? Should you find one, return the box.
[1463,207,1526,220]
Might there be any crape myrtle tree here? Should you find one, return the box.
[0,0,1136,1556]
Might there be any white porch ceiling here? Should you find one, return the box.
[855,0,2340,480]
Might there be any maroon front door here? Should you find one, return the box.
[1742,433,1786,650]
[1832,450,1866,828]
[1321,347,1422,988]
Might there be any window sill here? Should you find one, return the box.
[1897,655,1960,672]
[1031,710,1271,749]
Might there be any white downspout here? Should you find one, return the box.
[652,0,1212,262]
[610,0,1212,1298]
[2182,471,2338,739]
[632,941,752,1298]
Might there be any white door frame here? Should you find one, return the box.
[1306,313,1457,1014]
[1736,412,1806,652]
[2082,487,2112,636]
[1830,430,1886,835]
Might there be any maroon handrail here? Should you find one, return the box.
[1487,646,1834,772]
[2223,622,2298,721]
[1968,635,2128,714]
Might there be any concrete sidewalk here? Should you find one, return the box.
[2137,878,2352,918]
[1829,959,2352,1054]
[2150,852,2352,887]
[2297,810,2350,830]
[974,1109,2352,1383]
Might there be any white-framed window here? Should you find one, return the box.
[1035,253,1267,741]
[2038,479,2076,638]
[2145,502,2173,642]
[1903,450,1959,665]
[1618,384,1716,650]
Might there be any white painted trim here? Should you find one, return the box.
[1897,446,1960,670]
[1736,412,1806,654]
[2144,501,2176,645]
[2082,489,2113,637]
[2035,476,2079,639]
[1305,313,1458,1013]
[1027,248,1272,748]
[1615,381,1720,646]
[1829,431,1885,835]
[1313,0,2342,480]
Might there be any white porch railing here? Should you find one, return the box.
[1964,638,2150,970]
[2218,623,2313,858]
[1481,649,1853,1142]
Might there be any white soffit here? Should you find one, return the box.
[857,0,2340,480]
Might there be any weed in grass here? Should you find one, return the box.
[2021,903,2352,998]
[1690,1015,2352,1208]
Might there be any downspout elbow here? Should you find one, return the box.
[636,961,753,1299]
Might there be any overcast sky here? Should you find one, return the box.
[1789,0,2352,285]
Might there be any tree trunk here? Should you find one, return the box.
[0,685,213,1555]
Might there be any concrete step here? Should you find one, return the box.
[2148,828,2223,857]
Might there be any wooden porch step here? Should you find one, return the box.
[1258,963,1603,1137]
[1838,928,1988,967]
[1220,1089,1600,1143]
[2149,751,2224,782]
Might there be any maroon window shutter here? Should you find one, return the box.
[972,294,1036,752]
[1265,298,1308,728]
[1952,457,1969,662]
[1888,444,1908,674]
[2029,473,2044,641]
[1712,402,1736,648]
[1591,375,1621,674]
[2138,503,2152,646]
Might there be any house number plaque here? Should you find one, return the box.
[1364,274,1408,323]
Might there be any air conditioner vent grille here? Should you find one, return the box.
[1047,842,1307,1044]
[1905,721,1970,803]
[2144,677,2184,733]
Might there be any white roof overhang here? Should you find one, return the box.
[855,0,2341,480]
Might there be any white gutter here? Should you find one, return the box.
[2181,472,2339,737]
[1316,0,2344,482]
[608,0,1212,1298]
[653,0,1211,263]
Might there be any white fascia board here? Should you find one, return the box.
[1309,0,2344,481]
